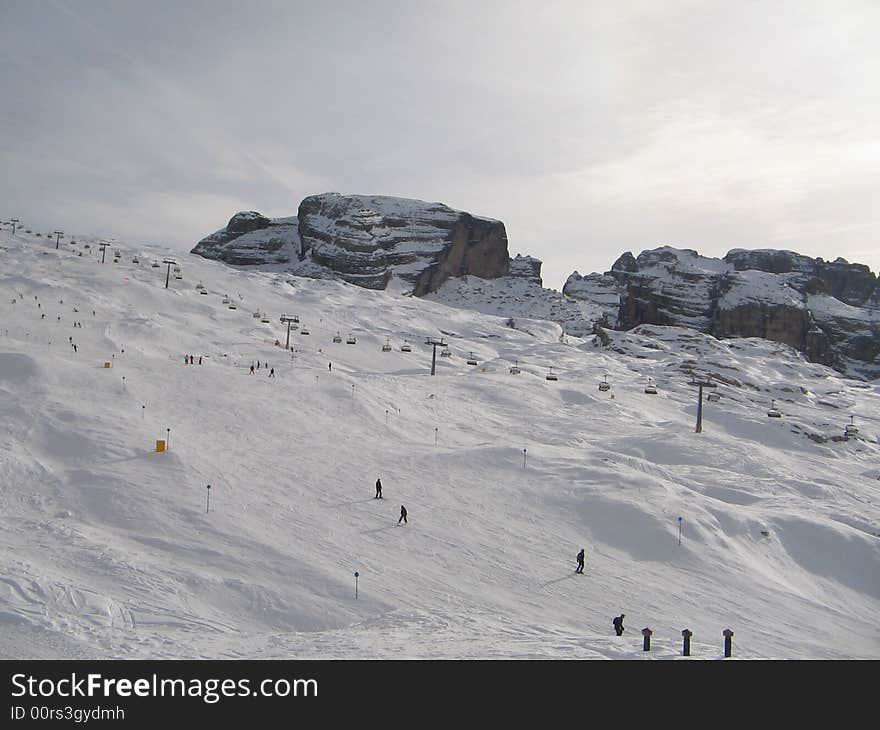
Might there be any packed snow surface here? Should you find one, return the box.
[0,226,878,659]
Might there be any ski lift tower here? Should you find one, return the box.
[10,218,19,236]
[53,230,64,249]
[162,258,177,288]
[280,315,297,350]
[688,374,716,433]
[425,337,447,375]
[99,242,111,264]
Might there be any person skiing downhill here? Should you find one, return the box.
[398,505,407,524]
[576,548,585,574]
[613,613,625,636]
[375,478,383,499]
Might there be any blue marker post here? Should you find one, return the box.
[354,571,359,599]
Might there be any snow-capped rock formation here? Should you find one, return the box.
[191,212,300,266]
[565,246,880,379]
[193,193,511,295]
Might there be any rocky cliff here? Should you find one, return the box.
[191,212,300,266]
[192,194,511,294]
[564,247,880,379]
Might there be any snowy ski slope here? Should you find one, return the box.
[0,226,878,659]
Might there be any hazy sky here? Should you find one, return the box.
[2,0,878,289]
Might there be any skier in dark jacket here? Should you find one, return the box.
[613,614,625,636]
[398,505,407,524]
[375,478,383,499]
[576,548,585,573]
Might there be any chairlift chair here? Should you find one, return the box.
[174,274,183,279]
[346,334,357,344]
[509,360,521,374]
[132,257,139,264]
[261,314,271,323]
[401,340,412,352]
[227,303,237,309]
[151,260,159,267]
[440,347,451,357]
[467,352,478,366]
[644,378,658,394]
[300,326,310,335]
[546,366,558,381]
[845,416,859,437]
[598,375,611,392]
[333,331,343,343]
[381,338,392,352]
[253,311,262,318]
[199,289,208,295]
[767,400,782,418]
[707,392,720,402]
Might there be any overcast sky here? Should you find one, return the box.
[2,0,878,290]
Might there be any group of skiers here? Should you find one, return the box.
[576,548,627,636]
[374,478,406,524]
[248,361,274,376]
[183,354,202,365]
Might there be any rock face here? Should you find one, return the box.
[564,246,880,379]
[191,212,300,266]
[296,193,510,294]
[508,254,543,285]
[193,194,511,295]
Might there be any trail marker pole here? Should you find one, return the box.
[434,427,438,445]
[206,485,211,513]
[385,409,389,425]
[642,627,652,652]
[352,384,355,400]
[354,571,359,598]
[142,405,145,420]
[166,428,170,450]
[678,516,682,546]
[523,448,527,469]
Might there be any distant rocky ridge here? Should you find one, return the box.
[564,247,880,380]
[192,193,511,295]
[192,199,879,379]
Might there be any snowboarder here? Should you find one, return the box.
[576,548,585,574]
[613,614,625,636]
[73,344,77,353]
[269,368,275,377]
[249,365,255,374]
[375,478,383,499]
[398,505,407,524]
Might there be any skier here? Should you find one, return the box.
[198,356,202,365]
[257,361,260,370]
[269,368,275,377]
[398,505,407,524]
[576,548,585,574]
[249,365,255,375]
[328,362,332,372]
[613,614,625,636]
[375,478,383,499]
[73,344,77,353]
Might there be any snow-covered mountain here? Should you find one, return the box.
[2,221,879,660]
[565,247,880,380]
[193,193,511,295]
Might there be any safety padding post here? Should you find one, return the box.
[723,628,734,658]
[642,627,652,652]
[682,629,693,656]
[104,362,111,368]
[155,440,165,453]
